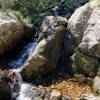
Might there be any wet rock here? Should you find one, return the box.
[21,16,65,80]
[68,1,100,58]
[0,12,24,54]
[71,51,100,77]
[7,70,22,99]
[50,90,61,100]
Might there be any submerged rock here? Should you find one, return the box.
[21,16,66,80]
[68,0,100,58]
[0,12,24,54]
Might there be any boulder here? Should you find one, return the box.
[0,12,24,54]
[68,0,100,58]
[21,16,66,80]
[71,51,100,77]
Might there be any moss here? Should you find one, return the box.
[71,50,100,77]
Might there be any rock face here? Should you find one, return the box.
[0,12,24,54]
[68,0,100,58]
[21,16,67,80]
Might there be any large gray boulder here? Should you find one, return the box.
[68,0,100,58]
[0,12,24,54]
[21,16,66,80]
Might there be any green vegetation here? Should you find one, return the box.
[1,0,91,24]
[7,9,32,25]
[12,0,89,22]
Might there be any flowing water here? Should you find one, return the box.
[9,42,37,69]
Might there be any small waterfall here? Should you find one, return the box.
[8,70,44,100]
[9,42,37,69]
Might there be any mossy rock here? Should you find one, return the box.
[71,51,100,77]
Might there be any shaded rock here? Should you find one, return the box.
[50,90,61,100]
[0,12,24,54]
[71,51,100,77]
[21,16,65,81]
[0,81,11,100]
[68,0,100,58]
[0,69,11,100]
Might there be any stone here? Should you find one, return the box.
[50,90,61,100]
[68,0,100,58]
[0,12,24,54]
[21,16,65,80]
